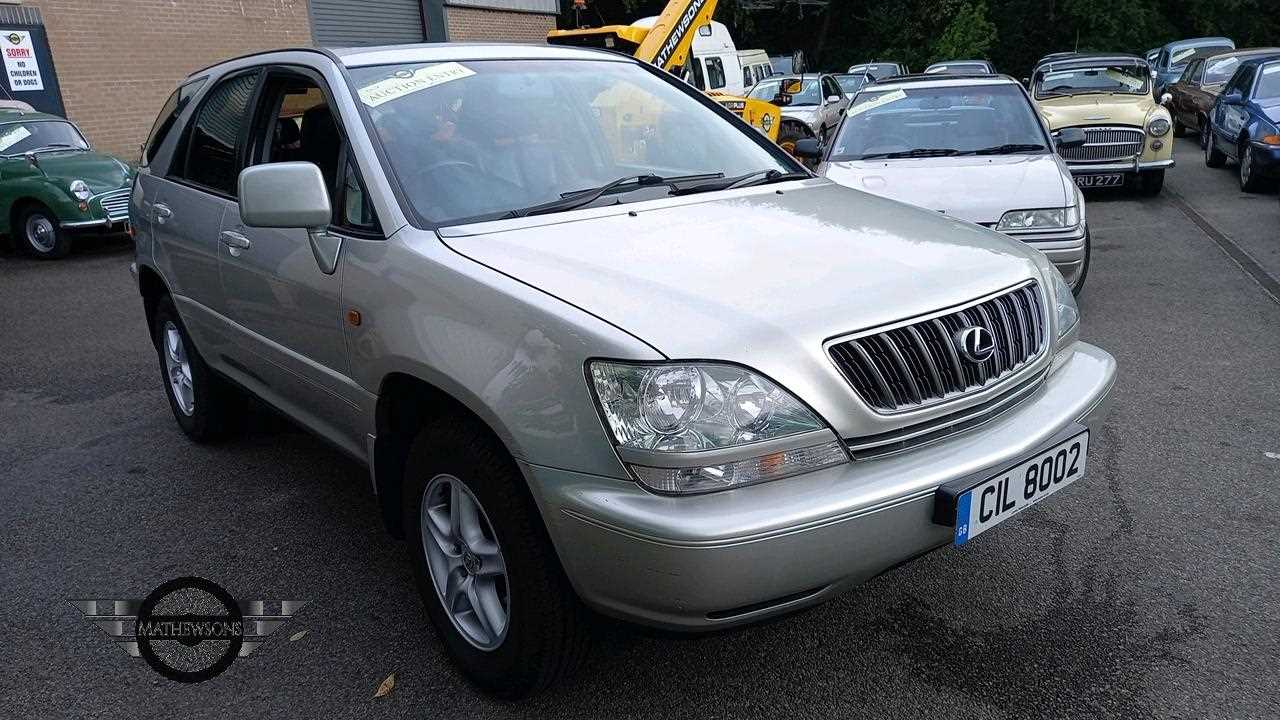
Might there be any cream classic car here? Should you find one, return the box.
[1030,54,1174,195]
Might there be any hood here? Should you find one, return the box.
[782,106,819,122]
[1260,99,1280,124]
[820,154,1072,224]
[32,150,132,193]
[1037,93,1157,129]
[437,181,1046,361]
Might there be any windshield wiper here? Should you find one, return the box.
[503,172,723,218]
[860,148,960,159]
[671,168,809,195]
[964,143,1048,155]
[27,143,84,153]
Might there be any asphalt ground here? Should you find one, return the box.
[2,134,1279,718]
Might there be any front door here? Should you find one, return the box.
[216,65,369,456]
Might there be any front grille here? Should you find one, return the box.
[1057,126,1144,163]
[98,189,130,221]
[828,282,1047,413]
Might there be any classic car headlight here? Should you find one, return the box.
[1147,117,1171,137]
[588,361,847,494]
[69,179,91,201]
[997,206,1078,231]
[1049,266,1079,340]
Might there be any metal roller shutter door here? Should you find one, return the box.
[310,0,425,46]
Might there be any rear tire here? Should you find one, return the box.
[17,204,71,259]
[151,295,240,441]
[1205,128,1227,168]
[402,417,591,699]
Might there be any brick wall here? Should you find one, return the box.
[445,6,554,42]
[29,0,313,160]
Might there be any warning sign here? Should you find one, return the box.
[2,30,43,91]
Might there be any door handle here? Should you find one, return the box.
[219,230,251,250]
[154,203,172,224]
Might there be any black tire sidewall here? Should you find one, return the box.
[1072,229,1090,296]
[401,422,582,698]
[18,205,70,259]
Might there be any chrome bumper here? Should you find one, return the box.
[1067,158,1175,174]
[61,217,124,229]
[524,342,1117,630]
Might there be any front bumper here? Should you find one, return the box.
[525,341,1116,630]
[1004,224,1089,288]
[1248,142,1280,176]
[1067,157,1175,175]
[62,188,130,230]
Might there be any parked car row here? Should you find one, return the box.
[130,43,1115,697]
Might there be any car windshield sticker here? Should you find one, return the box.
[358,62,476,108]
[0,124,31,151]
[847,88,906,116]
[1103,70,1145,89]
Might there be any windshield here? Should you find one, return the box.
[925,62,988,75]
[1035,64,1149,98]
[350,59,791,226]
[829,84,1048,161]
[747,77,820,106]
[1170,43,1232,71]
[0,120,89,155]
[834,74,867,95]
[1258,63,1280,99]
[848,64,899,80]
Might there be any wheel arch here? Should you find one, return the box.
[372,371,526,538]
[136,263,171,346]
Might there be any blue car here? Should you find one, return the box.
[1153,37,1235,98]
[1204,57,1280,192]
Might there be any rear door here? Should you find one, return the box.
[215,64,373,456]
[155,68,263,356]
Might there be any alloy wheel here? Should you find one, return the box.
[162,321,195,416]
[1241,147,1253,188]
[420,474,510,651]
[25,214,57,254]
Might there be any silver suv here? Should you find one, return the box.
[132,43,1116,697]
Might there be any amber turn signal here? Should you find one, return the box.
[1261,134,1280,146]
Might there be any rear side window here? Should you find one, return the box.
[180,71,260,196]
[143,78,207,167]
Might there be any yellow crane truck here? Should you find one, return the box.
[547,0,782,143]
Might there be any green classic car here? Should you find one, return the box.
[0,108,134,258]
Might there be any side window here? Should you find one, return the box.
[339,157,379,232]
[823,76,838,98]
[143,78,207,167]
[689,58,706,90]
[706,57,725,90]
[1190,60,1205,84]
[180,72,259,195]
[1232,67,1255,95]
[743,66,752,88]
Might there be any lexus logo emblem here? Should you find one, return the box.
[955,326,995,363]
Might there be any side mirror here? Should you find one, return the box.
[825,95,841,105]
[1021,77,1030,87]
[1160,92,1173,106]
[239,162,332,228]
[1055,127,1087,150]
[793,138,824,159]
[238,162,341,275]
[1221,91,1244,106]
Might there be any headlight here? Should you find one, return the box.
[69,179,91,201]
[1049,266,1079,340]
[997,207,1078,231]
[588,361,848,494]
[1147,117,1171,137]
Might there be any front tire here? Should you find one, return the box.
[1138,169,1165,196]
[151,295,239,441]
[17,205,71,259]
[403,417,591,698]
[1239,144,1271,192]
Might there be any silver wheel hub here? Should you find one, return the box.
[162,321,195,416]
[25,214,56,253]
[420,474,510,651]
[1242,150,1252,180]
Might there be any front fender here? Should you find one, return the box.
[2,178,91,230]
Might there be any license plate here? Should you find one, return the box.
[950,430,1089,545]
[1074,174,1124,188]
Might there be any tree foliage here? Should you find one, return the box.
[560,0,1280,77]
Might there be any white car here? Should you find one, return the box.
[816,74,1091,293]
